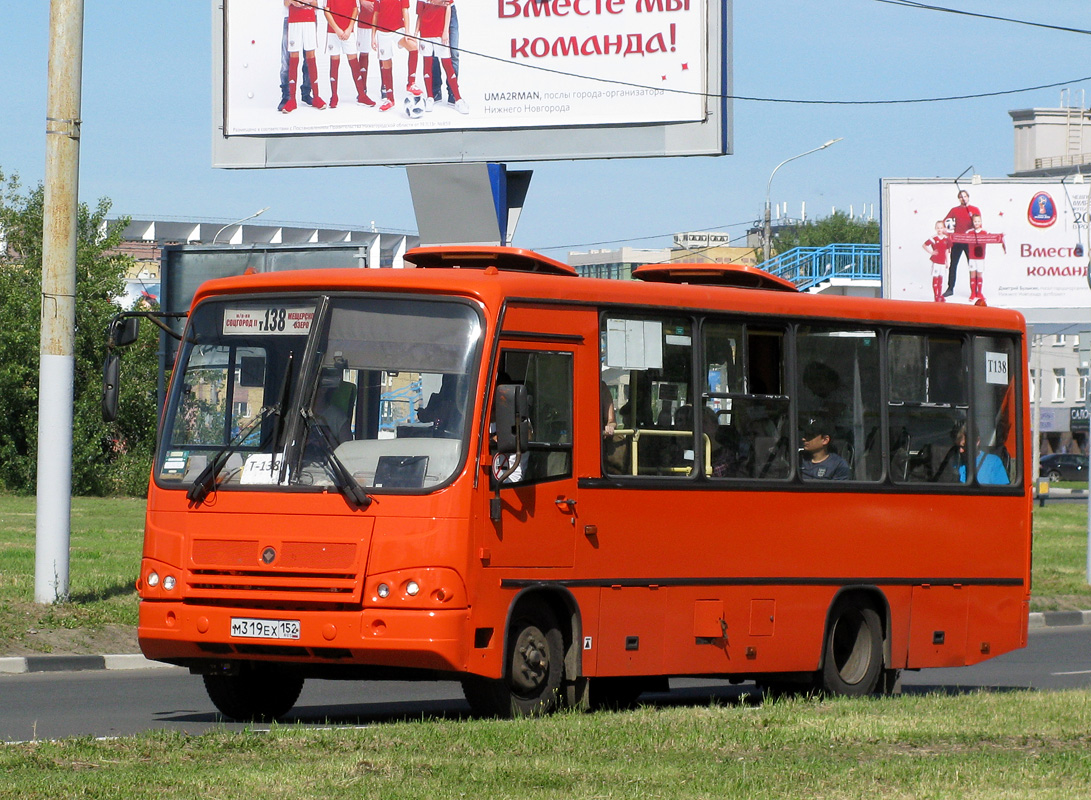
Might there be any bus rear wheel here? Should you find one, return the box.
[818,601,883,696]
[462,606,564,718]
[202,664,304,722]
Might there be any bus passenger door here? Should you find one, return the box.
[486,347,577,568]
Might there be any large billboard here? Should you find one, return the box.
[213,0,730,167]
[882,178,1091,321]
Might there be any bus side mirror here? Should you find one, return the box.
[102,314,141,423]
[495,384,530,455]
[108,315,140,348]
[102,351,121,423]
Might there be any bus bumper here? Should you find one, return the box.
[138,601,470,673]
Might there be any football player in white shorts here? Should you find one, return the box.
[282,0,327,112]
[353,0,377,106]
[371,0,421,112]
[324,0,372,107]
[415,0,467,113]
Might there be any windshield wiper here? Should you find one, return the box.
[186,404,279,505]
[300,410,372,508]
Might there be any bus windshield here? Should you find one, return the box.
[157,295,482,493]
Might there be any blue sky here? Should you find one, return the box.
[3,1,1089,257]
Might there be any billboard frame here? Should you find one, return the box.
[212,0,731,168]
[881,176,1091,333]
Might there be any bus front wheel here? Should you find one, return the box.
[818,601,883,696]
[202,664,304,722]
[462,606,564,718]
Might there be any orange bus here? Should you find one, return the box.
[110,246,1031,720]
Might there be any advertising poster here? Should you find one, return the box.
[883,179,1091,311]
[224,0,708,136]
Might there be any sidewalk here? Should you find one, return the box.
[2,608,1089,675]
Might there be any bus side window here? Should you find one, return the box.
[495,351,573,484]
[796,325,881,482]
[889,334,968,484]
[969,335,1019,487]
[704,321,789,481]
[601,315,694,477]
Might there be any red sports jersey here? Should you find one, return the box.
[945,204,981,234]
[374,0,409,31]
[358,0,376,29]
[287,3,317,23]
[326,0,358,24]
[925,235,950,265]
[417,1,448,38]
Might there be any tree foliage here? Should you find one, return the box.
[0,170,159,495]
[773,210,880,253]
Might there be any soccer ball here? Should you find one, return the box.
[403,95,424,119]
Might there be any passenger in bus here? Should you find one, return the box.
[800,418,851,481]
[418,373,463,438]
[601,380,629,473]
[600,380,616,436]
[953,424,1009,485]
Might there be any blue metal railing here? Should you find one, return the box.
[759,243,881,291]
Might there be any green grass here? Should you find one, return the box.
[0,495,1088,652]
[1031,503,1091,611]
[3,691,1091,798]
[0,494,144,653]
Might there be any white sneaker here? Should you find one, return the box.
[424,97,435,112]
[455,99,469,115]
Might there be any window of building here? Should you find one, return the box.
[1054,368,1067,402]
[1079,368,1089,403]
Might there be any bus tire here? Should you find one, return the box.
[202,664,304,722]
[818,601,883,696]
[462,606,564,718]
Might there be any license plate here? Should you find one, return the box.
[229,617,301,640]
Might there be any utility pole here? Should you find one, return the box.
[35,0,84,604]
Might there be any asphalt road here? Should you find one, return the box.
[1,625,1089,743]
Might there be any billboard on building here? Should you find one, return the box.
[213,0,730,167]
[881,178,1091,314]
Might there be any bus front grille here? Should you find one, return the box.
[186,569,360,604]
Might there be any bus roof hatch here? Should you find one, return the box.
[404,246,577,276]
[632,263,798,292]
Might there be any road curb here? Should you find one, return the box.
[2,611,1089,674]
[0,654,179,675]
[1028,609,1091,629]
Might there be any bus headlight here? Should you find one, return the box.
[405,580,420,597]
[146,571,160,588]
[377,583,390,598]
[163,575,176,591]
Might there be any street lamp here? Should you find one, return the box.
[763,139,843,263]
[212,206,270,244]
